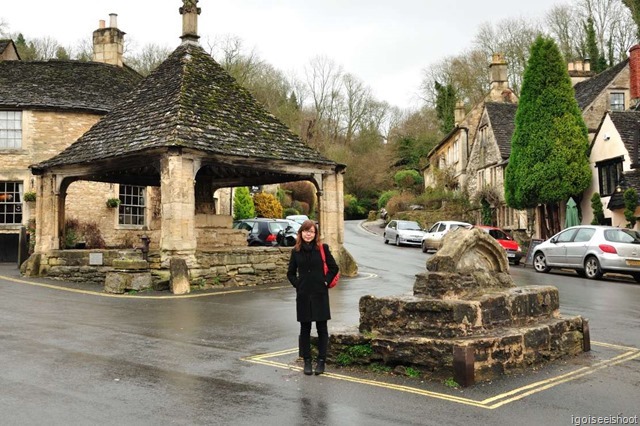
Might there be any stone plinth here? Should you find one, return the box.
[105,259,152,294]
[331,228,589,385]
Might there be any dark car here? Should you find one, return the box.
[233,218,297,246]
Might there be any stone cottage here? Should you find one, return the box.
[0,16,142,262]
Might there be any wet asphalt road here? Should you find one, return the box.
[0,221,639,425]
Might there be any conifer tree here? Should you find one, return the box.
[233,187,255,220]
[435,81,456,134]
[505,36,591,237]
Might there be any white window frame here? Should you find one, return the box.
[118,185,146,226]
[610,93,625,111]
[0,111,22,149]
[0,181,23,225]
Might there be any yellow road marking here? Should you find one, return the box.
[242,341,640,409]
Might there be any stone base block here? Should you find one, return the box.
[359,286,560,338]
[105,271,152,294]
[332,315,588,384]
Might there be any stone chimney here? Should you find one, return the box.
[488,53,509,102]
[568,58,594,86]
[454,101,466,125]
[630,44,640,101]
[180,0,201,43]
[92,13,125,67]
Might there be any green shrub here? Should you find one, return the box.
[284,207,300,217]
[624,188,638,228]
[393,170,424,192]
[378,190,399,209]
[233,187,255,219]
[23,191,36,202]
[590,192,605,225]
[344,194,367,219]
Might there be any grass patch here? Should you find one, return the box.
[336,344,373,366]
[368,363,392,373]
[443,377,460,388]
[405,367,420,378]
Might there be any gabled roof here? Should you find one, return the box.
[574,59,629,110]
[484,102,517,159]
[34,42,335,170]
[0,59,141,113]
[0,39,18,57]
[609,111,640,157]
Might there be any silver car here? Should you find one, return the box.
[383,220,426,247]
[533,225,640,282]
[421,220,472,253]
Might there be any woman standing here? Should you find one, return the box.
[287,219,339,376]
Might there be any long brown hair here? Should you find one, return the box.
[294,219,322,251]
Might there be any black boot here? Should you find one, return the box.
[303,358,313,375]
[315,333,329,375]
[299,335,313,375]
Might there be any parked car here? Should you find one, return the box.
[383,220,426,247]
[285,214,309,225]
[532,225,640,282]
[276,220,301,246]
[233,218,297,246]
[421,220,472,253]
[474,225,524,265]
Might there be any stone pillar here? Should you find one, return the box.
[34,173,64,253]
[160,150,196,264]
[319,171,344,249]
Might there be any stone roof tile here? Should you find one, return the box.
[0,59,142,113]
[574,59,629,110]
[485,102,518,159]
[34,42,335,169]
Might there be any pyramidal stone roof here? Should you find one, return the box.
[34,42,335,170]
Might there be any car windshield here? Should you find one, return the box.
[398,221,422,231]
[604,229,640,244]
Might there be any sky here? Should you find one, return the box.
[0,0,565,109]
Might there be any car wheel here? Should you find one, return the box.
[395,236,400,247]
[383,233,388,244]
[421,241,428,253]
[584,256,603,279]
[533,252,550,273]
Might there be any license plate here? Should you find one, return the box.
[507,253,515,258]
[626,259,640,266]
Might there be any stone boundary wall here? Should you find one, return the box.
[32,247,293,288]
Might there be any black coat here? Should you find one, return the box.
[287,243,339,322]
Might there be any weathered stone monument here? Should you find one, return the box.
[330,228,589,386]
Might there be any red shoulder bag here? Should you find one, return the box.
[319,244,340,288]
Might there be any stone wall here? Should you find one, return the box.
[24,247,292,288]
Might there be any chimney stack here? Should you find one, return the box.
[92,13,125,67]
[568,58,594,86]
[454,101,466,125]
[488,53,509,102]
[630,44,640,100]
[180,0,201,43]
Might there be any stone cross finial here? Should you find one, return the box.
[179,0,201,42]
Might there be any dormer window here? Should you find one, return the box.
[0,111,22,149]
[610,93,625,111]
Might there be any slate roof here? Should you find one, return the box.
[609,111,640,159]
[485,102,518,159]
[34,42,335,170]
[0,59,142,113]
[574,59,629,110]
[607,168,640,210]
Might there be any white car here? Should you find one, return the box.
[285,214,309,224]
[383,220,426,247]
[421,220,472,252]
